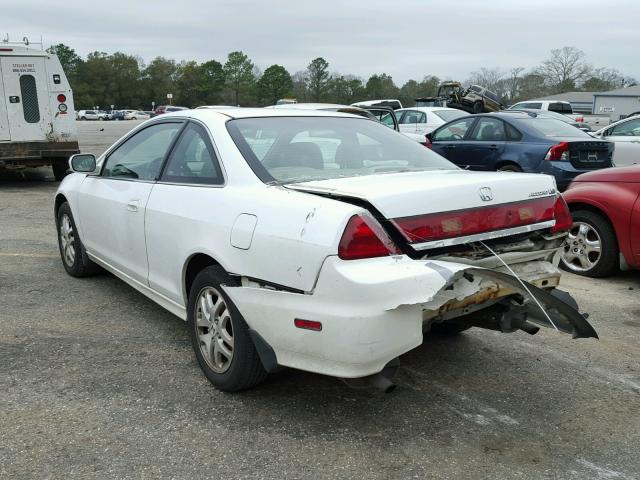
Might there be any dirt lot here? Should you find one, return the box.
[1,121,639,479]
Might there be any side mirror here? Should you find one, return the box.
[426,132,434,142]
[69,153,97,173]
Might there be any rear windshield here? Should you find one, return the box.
[227,116,457,184]
[525,118,590,138]
[434,110,469,122]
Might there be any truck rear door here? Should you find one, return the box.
[0,56,50,142]
[0,62,9,141]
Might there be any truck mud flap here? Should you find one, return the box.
[464,268,598,339]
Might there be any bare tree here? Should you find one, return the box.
[537,46,591,92]
[506,67,525,101]
[466,67,504,91]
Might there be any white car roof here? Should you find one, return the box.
[162,107,362,121]
[398,107,465,113]
[267,103,353,110]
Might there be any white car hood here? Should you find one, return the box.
[287,170,557,219]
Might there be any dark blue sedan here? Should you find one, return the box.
[426,111,614,190]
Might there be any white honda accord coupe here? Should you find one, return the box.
[55,108,597,392]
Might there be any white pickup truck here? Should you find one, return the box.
[508,100,610,131]
[0,42,79,180]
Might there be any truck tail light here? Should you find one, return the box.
[57,94,66,102]
[575,117,584,122]
[338,214,401,260]
[544,141,570,161]
[392,197,556,243]
[550,196,573,233]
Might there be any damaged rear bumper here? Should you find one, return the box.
[223,255,597,379]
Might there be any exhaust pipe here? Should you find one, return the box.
[342,358,399,393]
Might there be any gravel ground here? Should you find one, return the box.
[0,121,639,479]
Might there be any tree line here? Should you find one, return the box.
[48,44,637,110]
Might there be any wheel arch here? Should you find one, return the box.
[495,160,522,171]
[183,253,224,304]
[566,201,622,254]
[54,193,68,218]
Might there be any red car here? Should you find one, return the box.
[562,166,640,277]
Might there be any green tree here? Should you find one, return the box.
[223,51,255,106]
[142,57,179,108]
[200,60,226,104]
[256,64,293,105]
[365,73,398,99]
[328,75,365,104]
[307,57,330,102]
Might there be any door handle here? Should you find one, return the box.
[489,145,499,150]
[445,145,456,149]
[127,200,140,212]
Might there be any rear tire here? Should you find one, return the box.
[80,116,87,121]
[56,202,100,277]
[560,209,618,278]
[497,163,522,172]
[187,266,267,391]
[52,160,69,181]
[473,101,483,114]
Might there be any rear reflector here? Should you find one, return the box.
[393,197,556,243]
[0,48,13,52]
[550,196,573,233]
[338,214,401,260]
[294,319,322,331]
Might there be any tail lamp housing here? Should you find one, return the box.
[545,141,570,161]
[338,214,400,260]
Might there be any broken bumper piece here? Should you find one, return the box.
[224,256,597,380]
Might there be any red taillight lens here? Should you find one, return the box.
[544,141,570,161]
[338,214,401,260]
[575,117,584,122]
[393,197,556,244]
[551,195,573,233]
[57,94,66,102]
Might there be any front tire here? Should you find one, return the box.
[56,202,100,277]
[187,266,267,391]
[560,209,618,277]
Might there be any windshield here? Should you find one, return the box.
[434,110,469,122]
[227,116,457,184]
[525,118,590,137]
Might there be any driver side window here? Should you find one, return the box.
[610,118,640,137]
[102,122,183,180]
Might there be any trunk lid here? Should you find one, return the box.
[287,169,556,218]
[288,170,559,250]
[566,139,613,170]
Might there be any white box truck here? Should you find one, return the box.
[0,43,79,180]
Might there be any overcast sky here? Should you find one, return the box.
[4,0,640,83]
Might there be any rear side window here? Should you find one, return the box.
[511,102,542,110]
[610,118,640,136]
[399,110,426,124]
[506,123,522,141]
[103,122,183,180]
[549,103,567,113]
[19,75,40,123]
[161,123,223,185]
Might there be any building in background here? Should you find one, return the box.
[593,85,640,121]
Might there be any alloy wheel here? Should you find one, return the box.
[195,287,234,373]
[562,222,602,272]
[59,214,76,267]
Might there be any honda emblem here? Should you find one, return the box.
[478,187,493,201]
